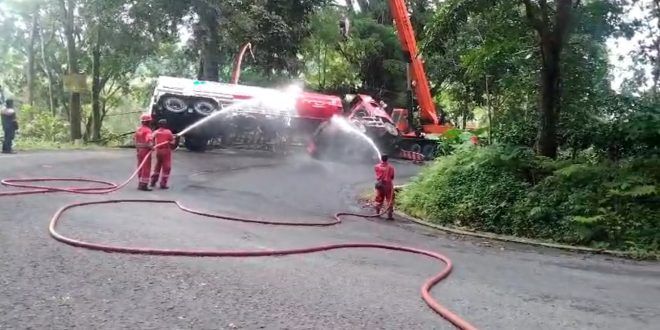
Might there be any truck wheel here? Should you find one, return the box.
[422,144,437,160]
[184,136,208,152]
[410,143,422,154]
[162,96,188,113]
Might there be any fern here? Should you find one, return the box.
[398,145,660,255]
[609,185,657,197]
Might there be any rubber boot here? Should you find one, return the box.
[386,209,394,221]
[138,183,152,191]
[160,185,169,190]
[149,180,157,188]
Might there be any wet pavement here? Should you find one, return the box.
[0,149,658,329]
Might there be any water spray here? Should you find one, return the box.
[177,84,303,137]
[330,116,383,160]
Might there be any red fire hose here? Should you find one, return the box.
[0,145,477,330]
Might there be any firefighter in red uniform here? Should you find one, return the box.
[374,154,396,220]
[470,135,479,146]
[150,119,176,189]
[135,114,153,191]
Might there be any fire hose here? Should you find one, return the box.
[0,142,477,330]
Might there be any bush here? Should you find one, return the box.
[17,105,69,142]
[399,145,534,232]
[433,128,478,157]
[398,145,659,255]
[512,157,659,253]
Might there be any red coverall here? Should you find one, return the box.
[470,135,479,146]
[374,161,396,218]
[134,125,153,188]
[150,127,175,188]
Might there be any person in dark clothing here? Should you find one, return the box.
[1,99,18,154]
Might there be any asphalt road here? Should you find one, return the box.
[0,149,658,330]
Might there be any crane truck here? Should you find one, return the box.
[310,0,452,161]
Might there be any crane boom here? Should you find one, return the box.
[387,0,439,126]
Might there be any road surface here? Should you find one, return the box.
[0,149,658,329]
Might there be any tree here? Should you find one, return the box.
[233,0,329,78]
[59,0,82,141]
[194,0,221,81]
[303,7,344,90]
[26,3,39,106]
[424,0,538,140]
[625,0,660,99]
[81,0,169,140]
[521,0,578,158]
[301,7,360,92]
[409,0,433,38]
[338,15,407,105]
[0,0,43,106]
[425,0,627,156]
[38,11,57,115]
[0,0,646,153]
[645,0,660,97]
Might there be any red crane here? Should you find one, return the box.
[386,0,451,136]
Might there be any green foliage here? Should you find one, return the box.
[511,157,659,253]
[424,0,538,131]
[399,146,660,255]
[299,6,412,106]
[434,128,478,156]
[399,145,533,231]
[423,0,639,156]
[339,15,407,106]
[592,95,660,160]
[242,0,329,75]
[301,7,360,91]
[16,105,69,142]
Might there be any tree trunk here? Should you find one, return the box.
[344,0,355,13]
[356,0,369,12]
[461,95,468,130]
[91,26,102,142]
[39,25,55,115]
[652,0,659,99]
[536,37,562,158]
[522,0,574,159]
[485,75,492,144]
[84,114,93,141]
[321,44,328,89]
[27,9,39,106]
[197,57,205,80]
[60,0,82,141]
[196,5,220,82]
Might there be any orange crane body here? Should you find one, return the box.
[387,0,452,136]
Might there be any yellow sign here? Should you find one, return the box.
[63,74,88,93]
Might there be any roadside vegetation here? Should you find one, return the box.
[399,145,659,257]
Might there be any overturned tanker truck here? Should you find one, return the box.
[149,76,407,161]
[149,76,336,151]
